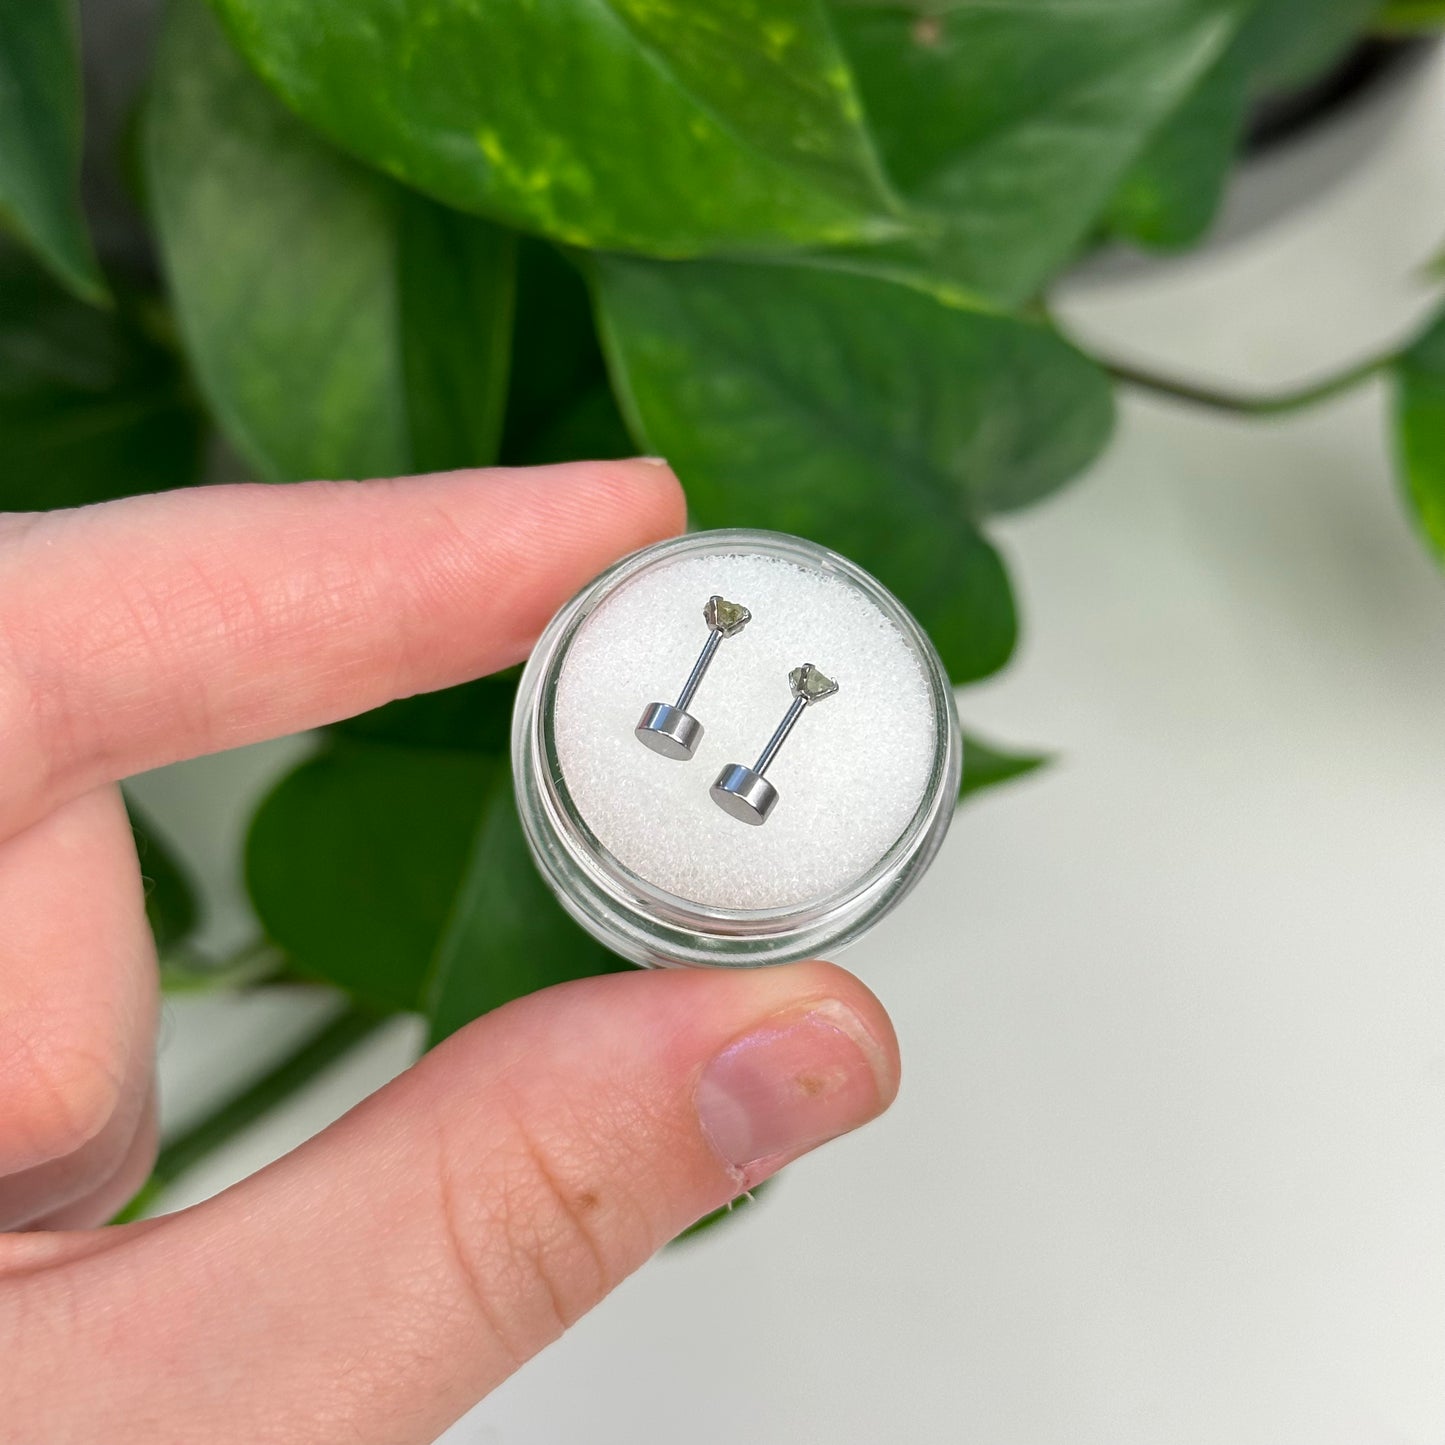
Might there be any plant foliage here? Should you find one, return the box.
[0,0,105,302]
[1395,306,1445,560]
[1,0,1442,1194]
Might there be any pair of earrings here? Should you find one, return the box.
[634,595,838,826]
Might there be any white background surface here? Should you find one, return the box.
[133,48,1445,1445]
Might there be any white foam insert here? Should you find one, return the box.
[553,552,936,910]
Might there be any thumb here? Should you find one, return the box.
[9,962,898,1445]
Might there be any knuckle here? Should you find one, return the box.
[432,1094,631,1360]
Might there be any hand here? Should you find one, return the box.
[0,462,900,1443]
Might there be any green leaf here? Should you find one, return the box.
[397,191,516,473]
[497,236,638,462]
[0,249,204,511]
[246,741,497,1011]
[126,796,201,955]
[209,0,900,255]
[330,672,519,755]
[958,731,1050,803]
[1108,0,1381,250]
[1394,306,1445,563]
[145,0,514,483]
[514,382,636,467]
[425,775,623,1047]
[671,1179,773,1244]
[498,240,613,463]
[596,257,1114,682]
[831,0,1246,304]
[247,734,622,1032]
[0,0,105,303]
[1377,0,1445,32]
[1243,0,1383,89]
[1104,42,1252,249]
[496,240,639,466]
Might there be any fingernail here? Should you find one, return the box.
[695,1001,891,1171]
[631,455,670,467]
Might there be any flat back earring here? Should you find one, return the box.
[711,663,838,825]
[635,594,751,759]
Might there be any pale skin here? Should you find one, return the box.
[0,459,901,1443]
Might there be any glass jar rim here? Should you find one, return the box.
[513,529,961,966]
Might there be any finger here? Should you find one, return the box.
[0,787,157,1196]
[8,962,898,1445]
[25,1085,158,1232]
[0,1091,153,1232]
[0,460,683,838]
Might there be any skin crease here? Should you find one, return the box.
[0,461,901,1444]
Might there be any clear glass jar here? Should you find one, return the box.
[512,530,961,967]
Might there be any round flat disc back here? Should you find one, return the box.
[711,763,778,825]
[635,701,703,760]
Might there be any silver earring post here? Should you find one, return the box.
[635,595,751,759]
[711,663,838,825]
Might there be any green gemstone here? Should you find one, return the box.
[789,663,838,702]
[704,595,751,637]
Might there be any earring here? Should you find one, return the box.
[711,663,838,825]
[634,595,751,759]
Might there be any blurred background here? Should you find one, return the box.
[7,1,1445,1440]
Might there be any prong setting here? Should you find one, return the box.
[635,595,751,760]
[711,663,838,825]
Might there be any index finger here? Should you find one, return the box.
[0,460,683,839]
